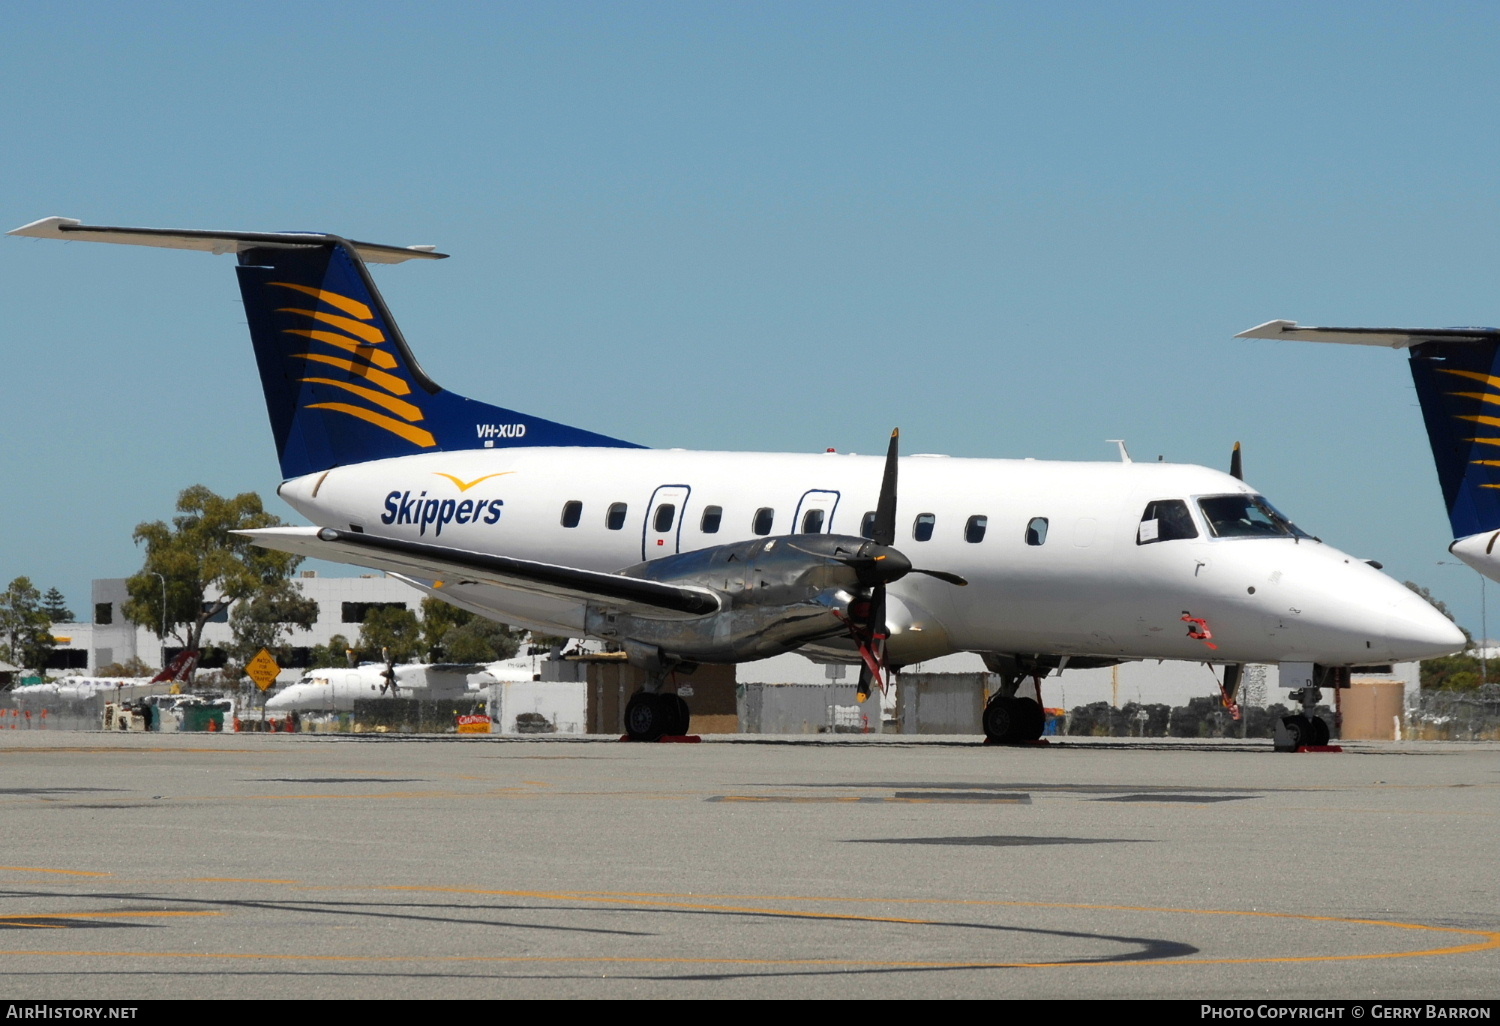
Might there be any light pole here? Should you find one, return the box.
[150,571,167,674]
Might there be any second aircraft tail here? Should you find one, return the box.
[1237,319,1500,541]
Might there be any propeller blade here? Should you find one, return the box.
[854,634,885,699]
[911,568,968,586]
[873,428,899,547]
[1230,441,1243,481]
[381,646,398,696]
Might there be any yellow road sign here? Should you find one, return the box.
[246,649,281,692]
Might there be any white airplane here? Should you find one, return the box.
[10,217,1465,747]
[10,676,154,704]
[264,662,502,713]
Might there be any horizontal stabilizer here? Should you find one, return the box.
[1236,319,1500,349]
[7,217,446,264]
[238,527,720,619]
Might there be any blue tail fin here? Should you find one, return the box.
[236,238,640,478]
[6,218,642,479]
[1408,336,1500,539]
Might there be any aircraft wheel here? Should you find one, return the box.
[1014,697,1046,741]
[983,697,1020,743]
[624,692,669,742]
[1282,715,1311,749]
[666,694,691,736]
[1308,716,1331,746]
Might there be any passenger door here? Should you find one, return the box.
[643,485,692,560]
[792,489,841,534]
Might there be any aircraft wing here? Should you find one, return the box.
[1236,319,1500,349]
[238,527,720,619]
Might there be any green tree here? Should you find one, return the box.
[122,486,302,677]
[229,583,319,664]
[306,633,354,669]
[0,578,57,672]
[419,596,473,659]
[357,606,422,662]
[1419,652,1493,691]
[40,587,74,623]
[440,618,523,663]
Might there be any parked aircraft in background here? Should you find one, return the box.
[1238,320,1500,587]
[10,650,198,705]
[264,662,508,713]
[10,217,1465,747]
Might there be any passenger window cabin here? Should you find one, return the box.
[700,506,722,533]
[965,515,987,543]
[1025,517,1049,546]
[912,513,936,542]
[560,500,582,528]
[800,509,824,533]
[654,504,676,532]
[860,511,877,539]
[606,502,628,531]
[1137,499,1198,544]
[752,508,775,536]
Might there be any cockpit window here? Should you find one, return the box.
[1197,494,1310,539]
[1137,499,1199,545]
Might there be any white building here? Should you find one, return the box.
[51,572,424,676]
[740,650,1420,712]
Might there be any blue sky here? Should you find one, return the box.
[5,1,1500,635]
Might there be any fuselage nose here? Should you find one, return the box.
[263,687,298,711]
[1381,590,1468,659]
[1217,542,1467,663]
[1290,550,1467,661]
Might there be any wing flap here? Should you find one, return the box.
[238,527,720,619]
[8,217,447,264]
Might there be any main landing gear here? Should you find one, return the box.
[981,660,1048,743]
[982,694,1046,744]
[624,691,691,742]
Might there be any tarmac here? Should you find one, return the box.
[0,731,1496,1000]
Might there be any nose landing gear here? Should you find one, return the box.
[1275,666,1344,752]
